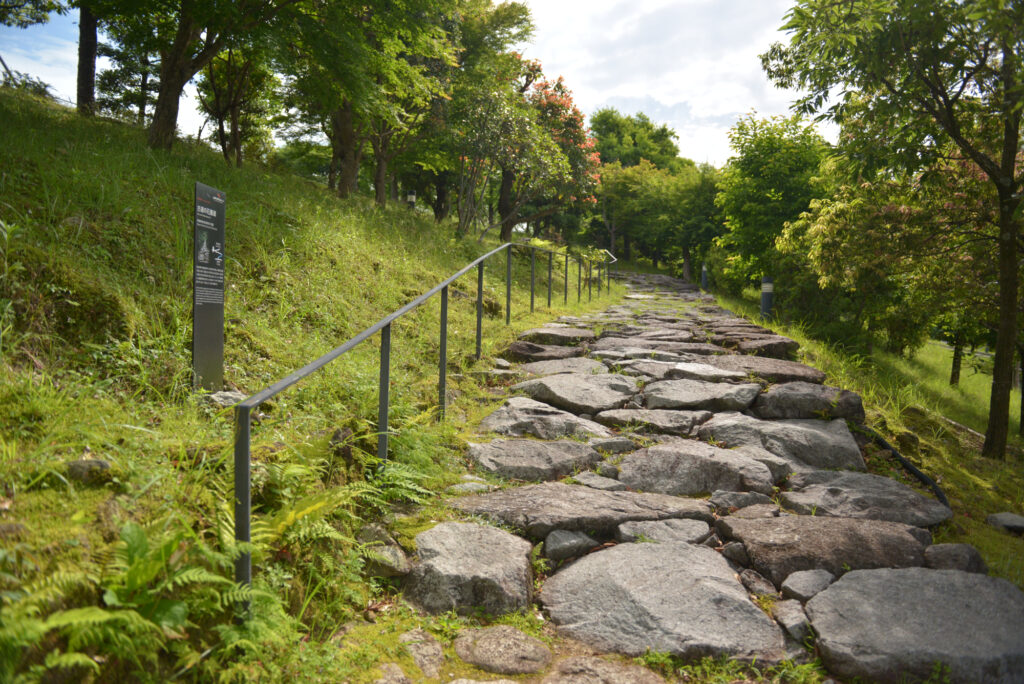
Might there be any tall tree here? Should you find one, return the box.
[762,0,1024,459]
[75,3,96,114]
[590,108,682,170]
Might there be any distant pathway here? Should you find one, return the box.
[383,273,1024,684]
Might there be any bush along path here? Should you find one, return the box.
[379,273,1024,684]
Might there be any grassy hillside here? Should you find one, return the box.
[0,90,620,682]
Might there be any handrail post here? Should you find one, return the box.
[563,252,568,304]
[530,248,536,312]
[476,262,484,359]
[597,263,602,295]
[377,323,391,461]
[607,260,611,294]
[234,405,252,613]
[439,286,448,418]
[505,245,511,325]
[547,252,553,308]
[588,261,593,301]
[577,257,581,302]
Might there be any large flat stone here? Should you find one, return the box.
[716,516,928,586]
[541,542,785,661]
[593,409,712,436]
[780,470,952,527]
[697,412,865,471]
[469,439,602,481]
[619,442,775,496]
[643,379,762,412]
[751,381,865,423]
[449,481,712,539]
[590,337,733,356]
[512,374,639,415]
[693,355,826,384]
[616,518,710,544]
[807,568,1024,683]
[667,361,750,383]
[504,341,582,362]
[454,625,552,674]
[539,656,667,684]
[519,327,595,346]
[520,357,608,377]
[479,397,612,440]
[405,522,532,615]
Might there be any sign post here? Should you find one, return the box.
[192,182,226,391]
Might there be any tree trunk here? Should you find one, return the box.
[1019,346,1024,436]
[682,246,692,282]
[230,104,242,167]
[497,166,516,242]
[432,171,450,221]
[331,101,360,199]
[76,4,97,116]
[373,151,388,207]
[949,330,964,386]
[982,196,1019,459]
[148,51,196,149]
[217,118,230,162]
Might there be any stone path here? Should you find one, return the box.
[382,273,1024,683]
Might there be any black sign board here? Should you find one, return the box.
[192,182,226,390]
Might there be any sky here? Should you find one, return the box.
[0,1,820,165]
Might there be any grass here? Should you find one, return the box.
[716,289,1024,589]
[0,89,624,681]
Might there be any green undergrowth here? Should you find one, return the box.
[715,290,1024,589]
[0,89,623,682]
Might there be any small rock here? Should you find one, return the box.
[702,533,721,548]
[616,518,710,544]
[740,569,778,596]
[207,390,248,407]
[373,663,412,684]
[540,656,667,683]
[454,625,552,675]
[504,341,582,362]
[781,569,835,602]
[494,358,512,369]
[595,462,620,479]
[460,474,486,482]
[399,629,443,678]
[988,511,1024,534]
[710,490,773,511]
[924,543,988,574]
[65,459,112,485]
[572,471,626,492]
[447,482,492,494]
[546,529,599,560]
[363,544,412,578]
[773,599,810,643]
[721,541,749,566]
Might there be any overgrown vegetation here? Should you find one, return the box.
[0,89,618,681]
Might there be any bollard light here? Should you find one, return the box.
[760,275,774,318]
[406,190,416,207]
[700,263,709,291]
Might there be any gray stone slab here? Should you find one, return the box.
[780,470,952,527]
[519,327,595,346]
[405,522,532,615]
[504,341,582,362]
[545,529,599,560]
[520,357,608,377]
[618,441,775,496]
[479,397,612,440]
[697,412,865,471]
[772,599,810,642]
[594,408,712,436]
[616,518,710,544]
[751,381,865,423]
[469,439,602,481]
[454,625,552,674]
[539,656,667,684]
[572,471,626,491]
[399,629,444,678]
[716,516,927,586]
[667,361,749,383]
[541,542,785,661]
[512,373,639,415]
[643,379,761,412]
[693,355,826,384]
[449,481,712,539]
[711,490,774,510]
[924,543,988,574]
[807,568,1024,683]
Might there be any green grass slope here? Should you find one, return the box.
[0,90,620,682]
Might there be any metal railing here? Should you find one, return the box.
[232,241,613,593]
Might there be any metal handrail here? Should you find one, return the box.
[232,241,613,595]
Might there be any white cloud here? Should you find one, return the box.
[518,0,827,165]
